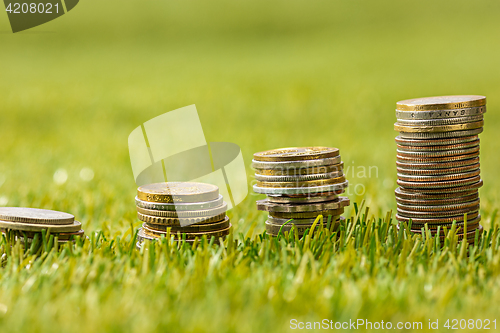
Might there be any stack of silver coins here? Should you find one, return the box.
[394,95,486,243]
[0,207,84,246]
[135,182,231,248]
[252,147,350,237]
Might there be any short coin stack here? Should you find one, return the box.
[253,147,350,237]
[0,207,84,245]
[394,95,486,242]
[136,182,231,247]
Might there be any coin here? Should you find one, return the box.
[135,195,223,211]
[397,206,479,218]
[137,182,219,203]
[397,175,481,189]
[396,212,479,224]
[396,115,483,127]
[136,202,227,218]
[267,193,340,204]
[253,147,339,162]
[256,176,346,188]
[394,120,484,133]
[254,170,343,182]
[254,163,343,176]
[1,229,85,241]
[396,170,480,182]
[137,212,226,226]
[395,192,479,206]
[397,128,483,139]
[405,216,481,230]
[396,139,479,151]
[143,216,230,233]
[396,95,486,111]
[395,106,486,120]
[142,224,231,240]
[265,218,342,236]
[252,156,342,170]
[257,197,349,212]
[253,181,349,195]
[396,151,479,163]
[395,135,479,147]
[395,187,479,200]
[0,220,82,233]
[270,207,344,219]
[396,146,479,158]
[396,157,479,170]
[397,163,480,176]
[0,207,74,225]
[396,199,480,212]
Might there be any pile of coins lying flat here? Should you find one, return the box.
[394,95,486,242]
[253,147,350,237]
[136,182,231,248]
[0,207,84,245]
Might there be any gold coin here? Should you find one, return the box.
[143,216,230,233]
[394,121,483,133]
[254,163,343,176]
[253,147,339,162]
[396,95,486,111]
[137,182,219,203]
[0,220,82,233]
[142,224,231,240]
[256,176,346,188]
[137,212,226,226]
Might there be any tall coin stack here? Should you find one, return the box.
[394,95,486,243]
[135,182,231,247]
[252,147,350,237]
[0,207,84,245]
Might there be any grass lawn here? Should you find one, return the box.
[1,0,500,331]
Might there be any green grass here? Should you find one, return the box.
[1,0,500,331]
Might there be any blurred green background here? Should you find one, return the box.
[1,0,499,232]
[1,1,500,332]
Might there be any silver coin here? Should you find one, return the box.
[398,180,483,194]
[396,199,480,212]
[396,139,479,151]
[397,207,479,218]
[136,202,227,218]
[396,157,479,169]
[395,106,486,120]
[395,192,479,206]
[257,197,349,213]
[396,146,479,157]
[396,114,483,126]
[397,163,480,176]
[253,181,348,195]
[254,171,343,182]
[0,207,74,225]
[267,215,340,225]
[251,156,342,170]
[397,128,483,139]
[395,135,478,147]
[135,195,223,211]
[267,194,339,204]
[397,170,480,183]
[397,175,481,189]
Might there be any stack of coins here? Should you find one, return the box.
[0,207,84,245]
[252,147,350,237]
[135,182,231,247]
[394,95,486,242]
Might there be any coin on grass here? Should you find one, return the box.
[396,115,483,127]
[395,106,486,120]
[137,212,226,226]
[394,120,484,133]
[136,202,227,218]
[142,224,231,240]
[135,195,223,211]
[137,182,219,203]
[254,163,343,176]
[254,171,343,182]
[143,216,230,233]
[265,217,342,236]
[0,229,86,241]
[406,216,481,230]
[0,220,82,233]
[0,207,74,225]
[257,197,349,212]
[396,212,479,224]
[253,147,339,162]
[396,95,486,111]
[252,156,342,170]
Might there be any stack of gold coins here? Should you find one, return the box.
[252,147,350,237]
[0,207,84,245]
[394,95,486,242]
[135,182,231,248]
